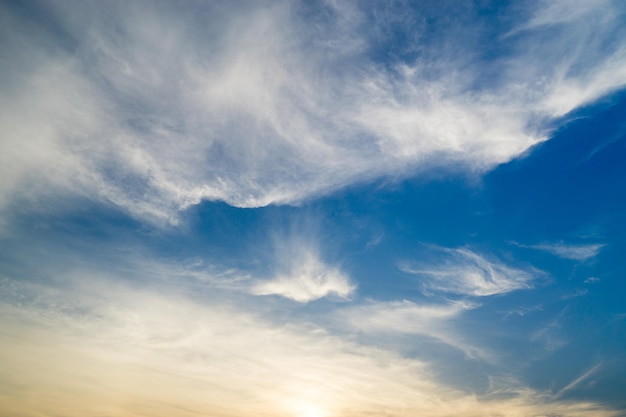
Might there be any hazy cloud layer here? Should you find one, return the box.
[0,264,620,417]
[1,1,625,222]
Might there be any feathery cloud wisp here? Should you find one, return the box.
[252,237,354,303]
[1,1,625,222]
[401,248,536,297]
[340,299,486,359]
[528,242,605,261]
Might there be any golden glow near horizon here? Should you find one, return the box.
[0,274,620,417]
[289,402,329,417]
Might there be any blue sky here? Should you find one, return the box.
[1,1,626,416]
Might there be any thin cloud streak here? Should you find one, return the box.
[340,299,487,359]
[401,248,536,297]
[529,242,605,261]
[556,363,603,398]
[0,1,625,223]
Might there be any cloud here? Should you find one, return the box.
[251,237,354,303]
[344,299,474,334]
[0,270,621,417]
[401,248,536,297]
[561,288,589,300]
[525,242,605,261]
[1,1,625,222]
[531,317,568,352]
[0,276,431,417]
[500,304,544,319]
[504,0,626,118]
[340,299,485,359]
[508,0,614,34]
[556,363,603,398]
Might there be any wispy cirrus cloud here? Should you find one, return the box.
[1,1,625,223]
[556,363,603,399]
[340,299,485,359]
[400,248,537,297]
[343,299,475,334]
[522,242,606,261]
[251,235,354,303]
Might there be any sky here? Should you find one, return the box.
[1,0,626,416]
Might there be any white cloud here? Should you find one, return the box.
[401,248,536,297]
[252,239,354,303]
[340,299,485,359]
[504,0,626,117]
[509,0,614,33]
[526,242,605,261]
[0,1,625,222]
[343,299,473,334]
[556,363,603,398]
